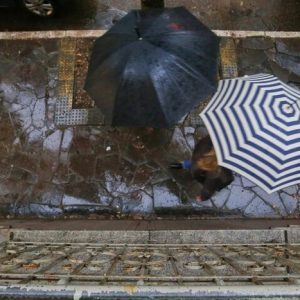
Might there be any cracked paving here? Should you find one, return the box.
[0,36,300,218]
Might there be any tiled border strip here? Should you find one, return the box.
[0,30,300,40]
[220,39,238,79]
[214,30,300,38]
[55,39,104,126]
[0,30,107,40]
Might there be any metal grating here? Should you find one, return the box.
[55,39,104,126]
[220,38,239,79]
[0,241,299,286]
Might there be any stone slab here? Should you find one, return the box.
[10,228,289,244]
[149,229,285,244]
[99,0,141,10]
[12,230,149,244]
[287,226,300,243]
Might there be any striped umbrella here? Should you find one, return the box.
[200,73,300,193]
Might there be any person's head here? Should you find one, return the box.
[194,148,218,172]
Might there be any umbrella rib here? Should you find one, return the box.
[145,39,217,90]
[145,32,218,64]
[147,31,214,37]
[146,49,209,124]
[140,9,180,36]
[145,71,169,125]
[111,51,168,126]
[112,50,135,124]
[148,59,193,118]
[86,42,135,83]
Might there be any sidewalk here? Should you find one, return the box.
[0,33,299,218]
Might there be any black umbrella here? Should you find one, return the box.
[85,7,220,127]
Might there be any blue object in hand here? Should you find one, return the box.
[169,160,192,169]
[182,160,192,169]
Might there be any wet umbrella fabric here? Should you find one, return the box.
[84,7,219,127]
[200,73,300,193]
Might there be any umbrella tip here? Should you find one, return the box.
[135,27,143,40]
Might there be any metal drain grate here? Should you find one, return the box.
[0,241,299,285]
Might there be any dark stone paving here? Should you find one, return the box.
[236,38,300,86]
[0,36,300,218]
[165,0,300,31]
[0,0,299,32]
[0,0,141,31]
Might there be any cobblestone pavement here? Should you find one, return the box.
[0,0,141,31]
[0,36,299,218]
[0,0,299,31]
[165,0,300,31]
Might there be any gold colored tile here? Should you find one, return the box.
[59,38,76,52]
[58,81,74,97]
[220,39,238,79]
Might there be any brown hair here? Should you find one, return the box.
[195,149,218,171]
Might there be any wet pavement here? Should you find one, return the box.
[166,0,300,31]
[0,0,299,31]
[0,35,300,218]
[0,0,140,31]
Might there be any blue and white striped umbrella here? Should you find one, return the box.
[200,73,300,193]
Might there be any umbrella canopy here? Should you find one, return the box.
[200,73,300,193]
[85,7,219,127]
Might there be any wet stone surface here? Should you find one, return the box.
[236,38,300,87]
[0,0,299,32]
[0,37,300,218]
[0,0,140,31]
[165,0,300,31]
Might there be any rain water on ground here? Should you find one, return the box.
[0,0,300,218]
[0,0,299,31]
[0,35,300,218]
